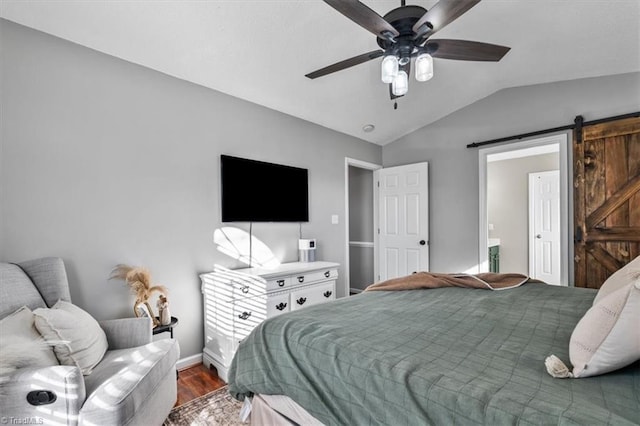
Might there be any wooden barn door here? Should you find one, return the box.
[574,116,640,288]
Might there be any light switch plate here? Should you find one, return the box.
[331,215,339,224]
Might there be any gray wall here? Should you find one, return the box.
[0,20,381,361]
[383,72,640,274]
[348,166,374,290]
[487,152,559,274]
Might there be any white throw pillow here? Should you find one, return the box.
[593,255,640,305]
[0,306,59,375]
[34,300,108,375]
[569,279,640,378]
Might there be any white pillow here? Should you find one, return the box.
[34,300,108,375]
[569,279,640,378]
[0,306,59,375]
[593,255,640,305]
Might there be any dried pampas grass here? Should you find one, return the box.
[110,264,168,325]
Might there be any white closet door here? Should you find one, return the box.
[529,170,561,285]
[376,162,429,281]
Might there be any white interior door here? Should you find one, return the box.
[529,170,561,285]
[376,162,429,281]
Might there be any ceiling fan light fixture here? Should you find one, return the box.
[415,53,434,82]
[381,55,399,84]
[392,70,409,96]
[308,0,511,102]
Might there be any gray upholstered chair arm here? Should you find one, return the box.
[0,365,85,426]
[100,317,152,349]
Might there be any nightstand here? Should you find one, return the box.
[153,316,178,338]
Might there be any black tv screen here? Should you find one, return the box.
[221,155,309,222]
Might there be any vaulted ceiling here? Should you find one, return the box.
[2,1,639,145]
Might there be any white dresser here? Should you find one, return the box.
[200,261,339,381]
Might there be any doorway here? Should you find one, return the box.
[344,158,381,294]
[344,158,430,292]
[479,134,570,285]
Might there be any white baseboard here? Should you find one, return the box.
[176,353,203,371]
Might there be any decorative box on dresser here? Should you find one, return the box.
[201,261,339,381]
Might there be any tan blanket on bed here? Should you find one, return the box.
[365,272,537,292]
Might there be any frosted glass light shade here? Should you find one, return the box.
[381,55,399,84]
[392,70,409,96]
[415,53,434,82]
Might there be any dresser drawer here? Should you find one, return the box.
[266,277,291,292]
[232,291,291,338]
[202,270,268,302]
[291,268,338,286]
[290,281,336,311]
[266,292,290,317]
[233,297,265,339]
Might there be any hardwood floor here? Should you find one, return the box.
[175,363,226,407]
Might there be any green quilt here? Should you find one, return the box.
[228,283,640,425]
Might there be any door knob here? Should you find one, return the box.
[419,240,426,246]
[536,234,542,239]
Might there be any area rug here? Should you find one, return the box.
[164,386,245,426]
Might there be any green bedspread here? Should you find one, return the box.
[228,283,640,425]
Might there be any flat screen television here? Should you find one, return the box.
[220,155,309,222]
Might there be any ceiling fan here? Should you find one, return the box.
[306,0,510,101]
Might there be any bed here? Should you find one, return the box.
[228,282,640,425]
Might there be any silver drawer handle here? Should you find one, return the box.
[297,276,305,283]
[241,286,249,294]
[277,280,285,287]
[323,291,332,298]
[238,311,252,320]
[296,297,307,305]
[324,271,330,278]
[275,302,287,311]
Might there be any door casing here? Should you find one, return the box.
[344,157,381,295]
[478,133,570,285]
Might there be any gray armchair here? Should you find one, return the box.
[0,257,180,425]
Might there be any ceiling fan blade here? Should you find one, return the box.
[324,0,399,40]
[426,39,510,61]
[306,50,384,79]
[413,0,481,37]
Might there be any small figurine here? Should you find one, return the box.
[157,294,171,326]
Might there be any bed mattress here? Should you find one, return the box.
[229,283,640,425]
